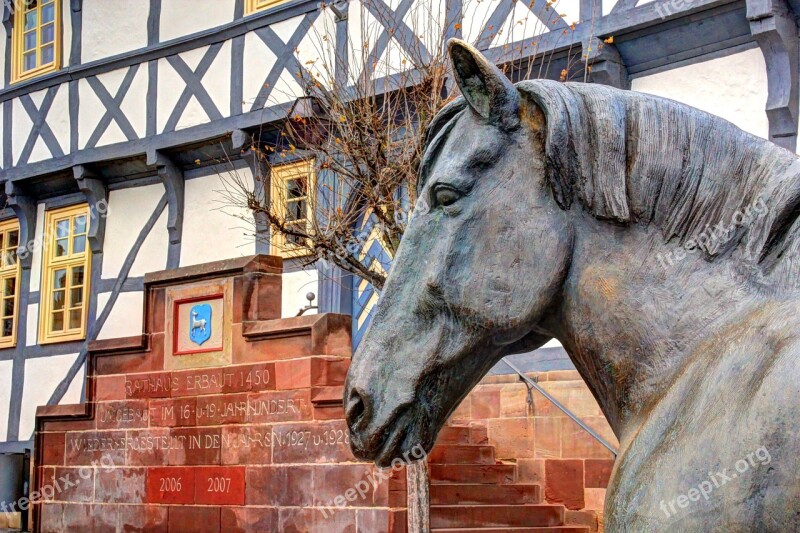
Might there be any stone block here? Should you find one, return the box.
[487,418,535,459]
[545,459,585,510]
[246,466,313,507]
[271,421,354,464]
[312,464,376,507]
[584,488,607,511]
[220,507,280,532]
[279,507,356,533]
[52,468,94,502]
[311,356,350,387]
[585,459,615,488]
[95,467,146,504]
[125,428,171,466]
[517,458,546,484]
[275,358,312,390]
[63,503,118,532]
[125,372,175,399]
[193,466,246,505]
[146,467,196,505]
[168,506,221,533]
[40,432,65,466]
[471,386,501,419]
[168,428,222,465]
[561,417,617,460]
[220,425,273,465]
[245,389,313,424]
[356,509,407,533]
[534,416,562,458]
[95,400,150,430]
[149,398,197,427]
[119,505,169,533]
[500,383,532,417]
[95,375,128,401]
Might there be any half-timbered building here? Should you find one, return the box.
[0,0,795,526]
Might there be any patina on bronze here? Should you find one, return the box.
[345,38,800,531]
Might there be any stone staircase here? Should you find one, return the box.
[430,425,592,532]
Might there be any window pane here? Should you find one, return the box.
[41,44,54,65]
[41,2,55,23]
[51,311,63,332]
[8,231,19,248]
[3,298,13,317]
[73,235,86,254]
[41,23,54,44]
[23,31,37,52]
[56,220,70,238]
[70,287,82,307]
[287,178,307,200]
[24,11,37,31]
[287,200,306,221]
[71,266,84,286]
[4,278,15,297]
[69,309,82,329]
[53,269,66,289]
[55,238,68,257]
[2,318,13,338]
[52,289,64,311]
[23,52,36,72]
[5,250,17,268]
[73,216,87,235]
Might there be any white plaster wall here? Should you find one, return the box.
[11,85,69,164]
[631,48,770,140]
[130,208,169,278]
[0,24,6,91]
[79,65,149,148]
[179,170,256,267]
[96,291,144,340]
[102,184,165,280]
[282,269,319,318]
[0,360,12,441]
[61,0,72,66]
[242,30,304,109]
[28,203,46,293]
[159,0,236,42]
[81,0,149,63]
[18,352,83,439]
[25,303,38,347]
[157,41,232,132]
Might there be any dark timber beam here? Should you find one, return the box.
[239,132,271,255]
[147,149,184,265]
[4,181,36,270]
[73,164,108,254]
[747,0,799,151]
[583,37,631,89]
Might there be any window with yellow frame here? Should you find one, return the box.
[245,0,288,14]
[270,159,314,257]
[12,0,61,83]
[39,204,90,344]
[0,220,21,348]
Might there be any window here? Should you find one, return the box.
[0,220,21,348]
[245,0,287,14]
[39,204,90,344]
[270,159,314,256]
[12,0,61,83]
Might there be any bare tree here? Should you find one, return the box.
[220,0,596,290]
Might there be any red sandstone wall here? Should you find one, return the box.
[449,369,618,530]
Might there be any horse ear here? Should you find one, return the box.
[447,38,519,129]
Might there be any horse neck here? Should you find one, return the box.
[549,217,767,447]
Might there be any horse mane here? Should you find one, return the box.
[422,80,800,276]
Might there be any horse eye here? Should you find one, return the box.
[433,186,462,207]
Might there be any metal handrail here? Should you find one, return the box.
[502,357,619,457]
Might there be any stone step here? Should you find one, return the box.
[432,527,591,533]
[437,425,489,445]
[430,464,516,485]
[430,483,541,505]
[430,504,566,529]
[428,445,496,465]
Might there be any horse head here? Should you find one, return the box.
[344,39,574,465]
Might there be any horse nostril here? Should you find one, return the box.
[346,387,371,431]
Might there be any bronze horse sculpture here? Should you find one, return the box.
[345,39,800,531]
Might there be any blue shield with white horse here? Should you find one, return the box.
[189,303,212,346]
